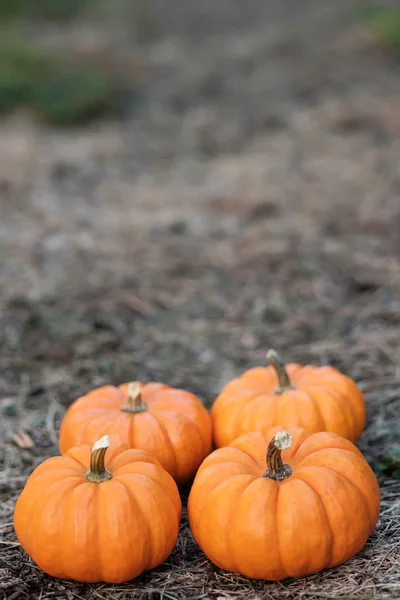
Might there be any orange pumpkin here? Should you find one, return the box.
[188,426,380,580]
[59,381,212,485]
[211,349,366,447]
[14,435,182,583]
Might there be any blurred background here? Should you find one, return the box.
[0,1,400,598]
[0,0,399,461]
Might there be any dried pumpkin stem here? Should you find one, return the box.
[121,382,147,414]
[85,436,113,483]
[266,349,294,394]
[263,431,292,481]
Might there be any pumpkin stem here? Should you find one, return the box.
[266,349,294,394]
[85,436,113,483]
[263,431,293,481]
[121,382,147,413]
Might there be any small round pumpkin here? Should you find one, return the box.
[211,349,366,447]
[188,426,380,580]
[59,381,212,485]
[14,436,182,583]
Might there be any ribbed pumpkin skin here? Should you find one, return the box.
[59,382,212,485]
[14,444,182,583]
[188,427,380,581]
[212,363,366,447]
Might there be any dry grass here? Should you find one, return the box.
[1,0,400,598]
[1,472,399,600]
[1,372,399,600]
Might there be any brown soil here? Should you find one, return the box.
[0,1,399,598]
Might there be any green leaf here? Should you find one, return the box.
[0,37,133,125]
[0,0,90,21]
[376,445,400,479]
[356,4,400,50]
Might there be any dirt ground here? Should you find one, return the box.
[0,1,400,598]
